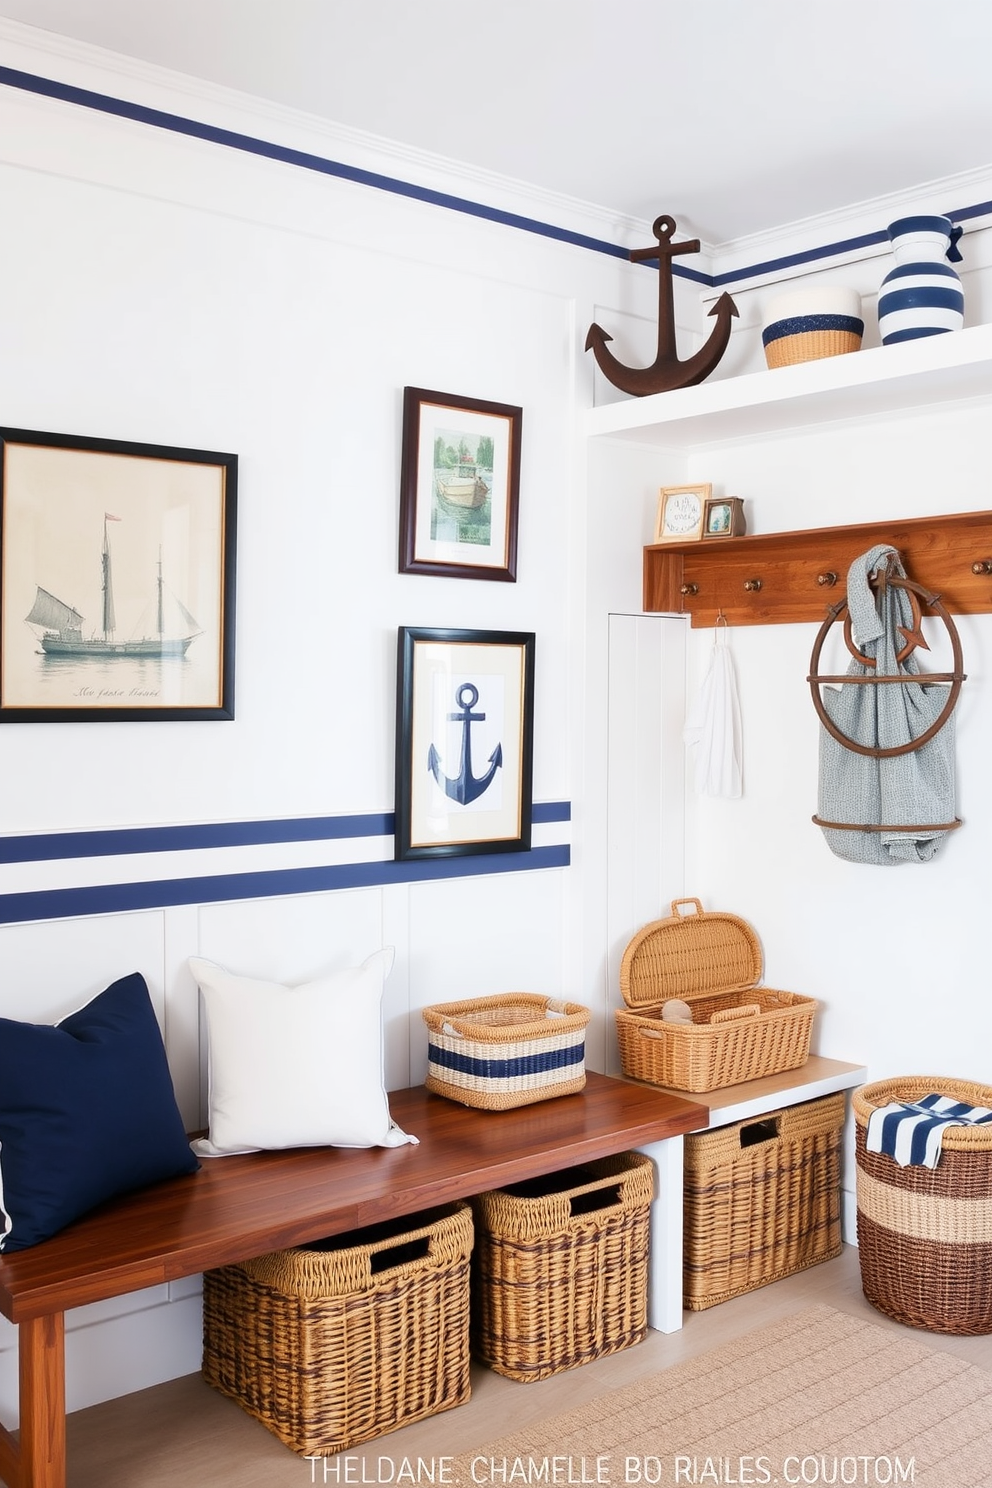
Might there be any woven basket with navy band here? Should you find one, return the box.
[854,1075,992,1335]
[762,312,863,368]
[422,993,589,1110]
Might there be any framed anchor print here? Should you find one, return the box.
[0,426,237,721]
[395,626,535,860]
[398,387,522,582]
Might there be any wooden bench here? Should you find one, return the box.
[0,1071,706,1488]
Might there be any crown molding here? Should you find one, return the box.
[2,15,989,288]
[709,163,992,293]
[0,16,654,257]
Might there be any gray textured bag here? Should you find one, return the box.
[816,544,958,865]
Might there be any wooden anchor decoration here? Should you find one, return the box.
[585,214,738,396]
[428,682,503,805]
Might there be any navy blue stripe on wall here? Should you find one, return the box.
[0,801,570,863]
[0,844,571,925]
[5,64,986,289]
[0,66,632,265]
[710,201,992,287]
[0,805,571,923]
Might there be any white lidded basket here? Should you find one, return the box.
[762,285,864,368]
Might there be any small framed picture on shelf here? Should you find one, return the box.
[703,496,747,538]
[654,483,711,544]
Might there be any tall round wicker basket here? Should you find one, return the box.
[854,1076,992,1336]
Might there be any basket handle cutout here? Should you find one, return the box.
[710,1004,760,1025]
[740,1117,779,1149]
[569,1184,621,1217]
[670,898,704,917]
[369,1235,432,1273]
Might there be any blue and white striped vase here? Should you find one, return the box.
[877,215,964,345]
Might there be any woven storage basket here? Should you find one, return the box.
[683,1091,844,1310]
[763,323,863,368]
[423,992,590,1110]
[472,1152,654,1380]
[854,1076,992,1336]
[761,289,864,369]
[617,898,817,1093]
[202,1203,473,1455]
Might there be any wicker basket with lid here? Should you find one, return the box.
[616,898,817,1092]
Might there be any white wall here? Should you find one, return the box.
[681,398,992,1081]
[0,101,580,829]
[2,16,992,1425]
[0,20,662,1420]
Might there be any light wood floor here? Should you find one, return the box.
[62,1246,992,1488]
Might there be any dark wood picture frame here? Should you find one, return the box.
[398,387,522,581]
[703,495,747,538]
[395,626,535,860]
[0,426,237,722]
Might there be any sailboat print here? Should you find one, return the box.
[25,513,201,659]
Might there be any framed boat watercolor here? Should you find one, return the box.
[0,427,237,722]
[395,626,535,860]
[398,387,522,581]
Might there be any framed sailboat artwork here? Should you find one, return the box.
[0,427,237,721]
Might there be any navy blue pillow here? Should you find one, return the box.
[0,971,198,1251]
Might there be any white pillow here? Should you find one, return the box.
[188,948,417,1156]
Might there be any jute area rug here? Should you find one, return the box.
[450,1306,992,1488]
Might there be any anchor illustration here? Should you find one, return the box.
[585,214,738,396]
[428,682,503,805]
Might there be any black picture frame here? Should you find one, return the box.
[0,426,237,721]
[395,626,535,860]
[398,387,522,581]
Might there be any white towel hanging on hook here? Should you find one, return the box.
[683,615,743,798]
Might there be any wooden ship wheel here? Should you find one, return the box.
[807,570,965,760]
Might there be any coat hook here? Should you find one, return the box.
[972,560,992,575]
[680,582,698,596]
[743,577,763,592]
[817,571,838,587]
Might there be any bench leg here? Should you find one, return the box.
[0,1315,66,1488]
[0,1416,18,1488]
[638,1134,685,1334]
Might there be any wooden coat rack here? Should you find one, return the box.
[644,510,992,628]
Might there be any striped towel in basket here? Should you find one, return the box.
[866,1093,992,1168]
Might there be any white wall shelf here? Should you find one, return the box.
[585,323,992,450]
[668,1055,867,1131]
